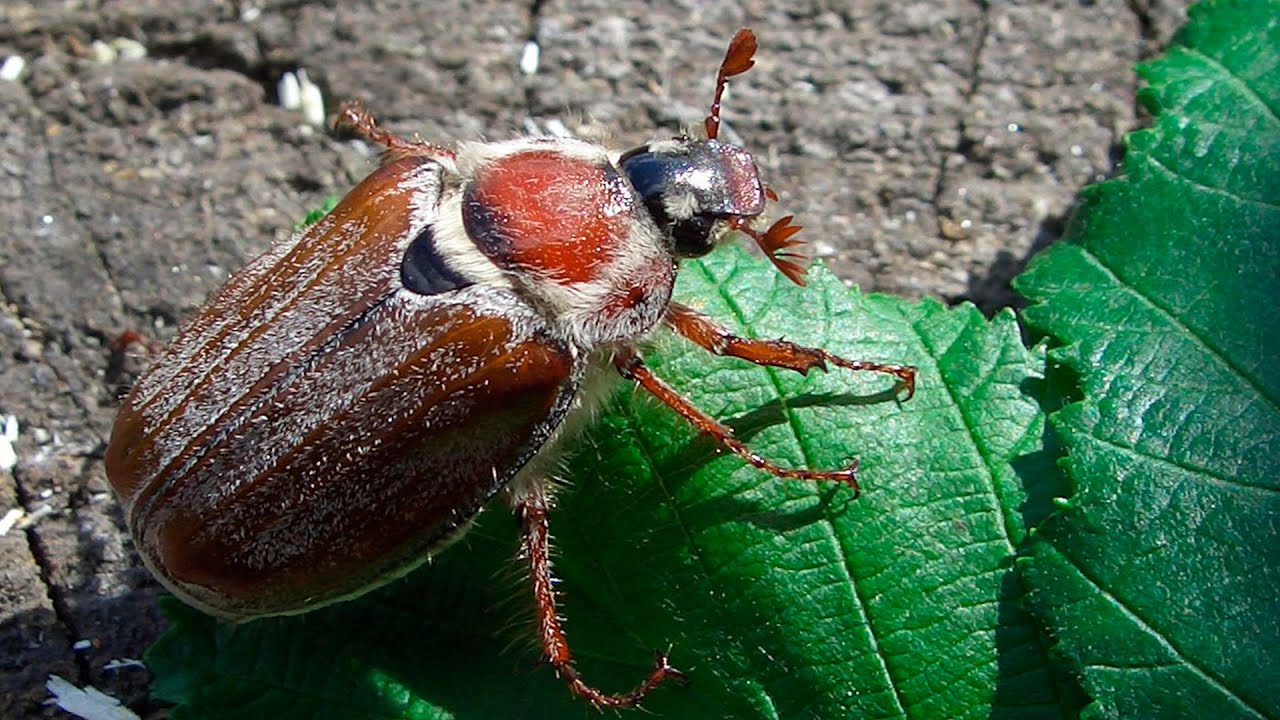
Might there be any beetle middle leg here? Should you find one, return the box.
[513,486,682,708]
[614,349,867,492]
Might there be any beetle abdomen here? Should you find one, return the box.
[106,156,583,619]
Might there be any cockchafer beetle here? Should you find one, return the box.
[105,29,916,708]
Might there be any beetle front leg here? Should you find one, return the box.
[514,486,682,708]
[665,302,917,399]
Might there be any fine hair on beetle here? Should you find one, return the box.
[104,28,916,709]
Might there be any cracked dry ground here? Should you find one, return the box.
[0,1,1186,716]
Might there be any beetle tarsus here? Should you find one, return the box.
[518,492,681,708]
[560,652,684,710]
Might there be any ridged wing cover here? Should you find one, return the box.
[106,155,582,619]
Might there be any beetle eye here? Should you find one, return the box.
[401,226,472,295]
[671,215,716,257]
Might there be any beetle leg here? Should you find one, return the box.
[334,100,457,164]
[106,330,161,390]
[515,487,682,708]
[665,302,917,399]
[615,349,867,492]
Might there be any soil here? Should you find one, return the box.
[0,1,1188,717]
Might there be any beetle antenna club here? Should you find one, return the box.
[699,29,813,286]
[704,28,757,141]
[105,25,917,712]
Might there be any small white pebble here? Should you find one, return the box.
[110,38,147,61]
[296,69,326,127]
[519,40,540,75]
[90,40,117,65]
[73,639,93,651]
[278,71,301,110]
[0,55,25,82]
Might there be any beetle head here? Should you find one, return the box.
[618,138,765,258]
[620,28,808,285]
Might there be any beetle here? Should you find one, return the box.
[105,29,916,708]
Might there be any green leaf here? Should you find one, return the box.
[1013,1,1280,718]
[294,195,340,230]
[146,245,1065,718]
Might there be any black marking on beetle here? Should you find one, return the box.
[401,225,474,296]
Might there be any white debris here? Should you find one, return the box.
[0,507,23,535]
[19,503,53,529]
[0,55,25,82]
[90,40,117,64]
[86,38,147,65]
[0,414,17,470]
[277,69,324,126]
[102,658,146,672]
[73,639,93,651]
[45,675,141,720]
[278,71,301,110]
[111,38,147,61]
[296,69,326,127]
[542,118,571,138]
[519,40,540,75]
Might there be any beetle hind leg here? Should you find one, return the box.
[515,488,683,708]
[334,100,457,164]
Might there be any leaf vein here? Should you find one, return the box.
[1041,541,1270,719]
[1139,144,1280,211]
[903,308,1019,556]
[691,258,911,717]
[1078,414,1280,495]
[1182,46,1280,129]
[1069,244,1280,416]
